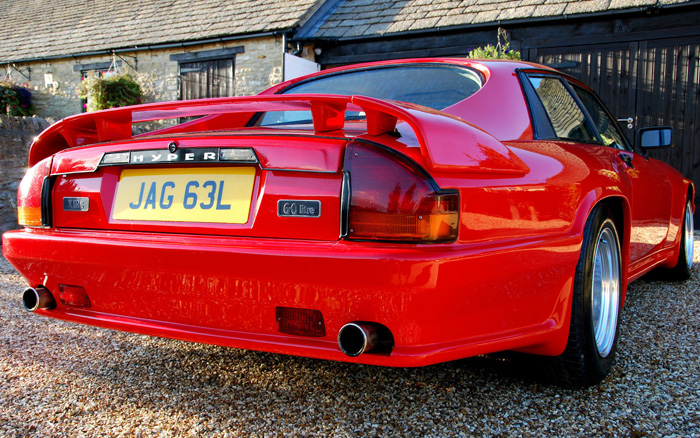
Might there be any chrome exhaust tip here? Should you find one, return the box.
[338,322,380,357]
[22,286,56,312]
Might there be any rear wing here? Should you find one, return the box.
[30,94,528,175]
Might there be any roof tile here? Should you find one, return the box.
[0,0,321,62]
[497,4,536,19]
[312,0,690,38]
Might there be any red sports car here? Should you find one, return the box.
[3,59,694,386]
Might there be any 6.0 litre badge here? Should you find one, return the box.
[277,200,321,218]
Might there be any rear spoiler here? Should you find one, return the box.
[30,94,528,175]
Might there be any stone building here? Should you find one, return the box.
[0,0,324,120]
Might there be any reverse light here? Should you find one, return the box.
[101,151,130,164]
[220,148,258,162]
[17,157,52,227]
[276,307,326,337]
[343,142,459,242]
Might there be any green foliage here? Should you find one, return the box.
[466,44,521,60]
[78,73,142,112]
[466,28,521,60]
[0,81,34,116]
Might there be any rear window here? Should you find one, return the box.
[259,64,483,126]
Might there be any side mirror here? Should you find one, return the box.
[638,126,673,152]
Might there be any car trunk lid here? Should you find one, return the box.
[50,133,348,241]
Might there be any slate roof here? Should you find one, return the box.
[0,0,322,63]
[306,0,695,39]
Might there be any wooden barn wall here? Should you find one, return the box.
[315,6,700,225]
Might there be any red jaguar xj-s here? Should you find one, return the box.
[3,59,694,386]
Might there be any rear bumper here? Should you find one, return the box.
[2,228,578,366]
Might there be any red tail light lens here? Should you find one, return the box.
[17,157,52,227]
[343,142,459,242]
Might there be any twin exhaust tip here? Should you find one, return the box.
[22,286,56,312]
[338,322,393,357]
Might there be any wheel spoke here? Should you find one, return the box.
[684,202,694,270]
[591,226,620,358]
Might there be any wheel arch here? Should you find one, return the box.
[550,198,628,386]
[601,197,630,304]
[572,193,631,304]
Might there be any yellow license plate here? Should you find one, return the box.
[112,167,255,224]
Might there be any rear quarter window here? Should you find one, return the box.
[527,76,597,143]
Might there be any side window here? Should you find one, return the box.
[527,76,597,143]
[570,84,631,151]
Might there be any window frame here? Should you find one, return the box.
[519,69,632,152]
[566,81,633,152]
[521,71,601,145]
[170,46,244,101]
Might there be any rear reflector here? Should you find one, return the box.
[58,284,91,308]
[276,307,326,337]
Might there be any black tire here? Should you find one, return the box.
[665,199,695,281]
[550,205,623,387]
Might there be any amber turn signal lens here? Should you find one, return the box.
[349,193,459,242]
[17,206,43,227]
[17,157,52,227]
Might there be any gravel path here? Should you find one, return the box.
[1,235,699,437]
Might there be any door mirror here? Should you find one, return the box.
[638,127,673,151]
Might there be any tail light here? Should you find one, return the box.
[343,142,459,242]
[17,157,52,227]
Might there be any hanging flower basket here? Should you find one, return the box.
[0,81,34,116]
[78,73,142,112]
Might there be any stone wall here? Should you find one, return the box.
[21,35,288,120]
[0,115,52,234]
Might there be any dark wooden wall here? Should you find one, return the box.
[314,5,700,225]
[524,16,700,223]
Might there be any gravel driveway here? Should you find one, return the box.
[1,235,699,437]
